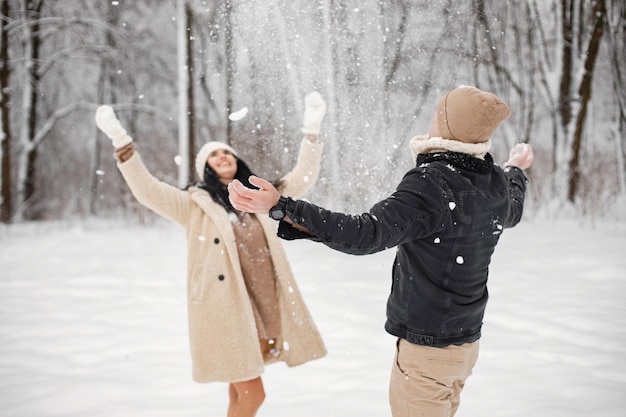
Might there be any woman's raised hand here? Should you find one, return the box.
[95,105,134,149]
[301,92,327,136]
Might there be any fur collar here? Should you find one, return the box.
[409,135,491,161]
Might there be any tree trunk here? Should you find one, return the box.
[224,0,233,145]
[605,0,626,196]
[177,0,194,187]
[0,0,12,223]
[473,0,506,91]
[90,0,119,215]
[559,0,573,131]
[15,0,43,221]
[567,0,606,202]
[321,0,339,204]
[616,117,626,197]
[185,1,195,186]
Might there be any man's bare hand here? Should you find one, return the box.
[504,143,534,170]
[228,175,280,214]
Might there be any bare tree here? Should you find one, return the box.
[0,0,11,223]
[567,0,606,202]
[14,0,44,220]
[177,0,195,187]
[320,0,339,203]
[13,0,121,219]
[224,0,234,146]
[90,0,120,215]
[604,0,625,196]
[0,0,622,220]
[469,0,612,206]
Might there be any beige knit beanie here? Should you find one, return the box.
[434,85,511,144]
[409,86,511,160]
[195,141,237,179]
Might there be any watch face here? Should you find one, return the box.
[270,208,284,220]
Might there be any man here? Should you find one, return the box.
[228,86,533,416]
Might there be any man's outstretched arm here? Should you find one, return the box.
[228,176,315,236]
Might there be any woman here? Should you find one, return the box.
[95,92,327,417]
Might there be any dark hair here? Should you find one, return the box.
[189,154,285,213]
[193,157,257,213]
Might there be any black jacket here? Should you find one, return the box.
[278,152,528,347]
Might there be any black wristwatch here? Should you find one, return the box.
[269,196,288,220]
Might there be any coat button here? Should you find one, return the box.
[218,274,225,281]
[214,238,220,244]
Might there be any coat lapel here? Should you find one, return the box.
[189,187,242,270]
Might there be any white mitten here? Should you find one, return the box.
[95,105,133,148]
[301,91,327,135]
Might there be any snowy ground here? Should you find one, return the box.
[1,216,625,417]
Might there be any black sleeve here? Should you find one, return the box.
[277,219,323,241]
[503,166,528,228]
[281,169,449,255]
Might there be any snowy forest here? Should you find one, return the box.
[1,2,626,416]
[0,0,624,223]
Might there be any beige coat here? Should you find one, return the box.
[117,138,327,383]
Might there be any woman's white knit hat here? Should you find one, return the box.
[195,141,237,179]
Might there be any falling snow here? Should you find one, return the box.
[228,107,249,121]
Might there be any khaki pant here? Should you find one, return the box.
[389,338,480,417]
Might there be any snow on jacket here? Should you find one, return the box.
[117,138,327,383]
[277,151,528,347]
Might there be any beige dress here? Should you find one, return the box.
[232,211,282,349]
